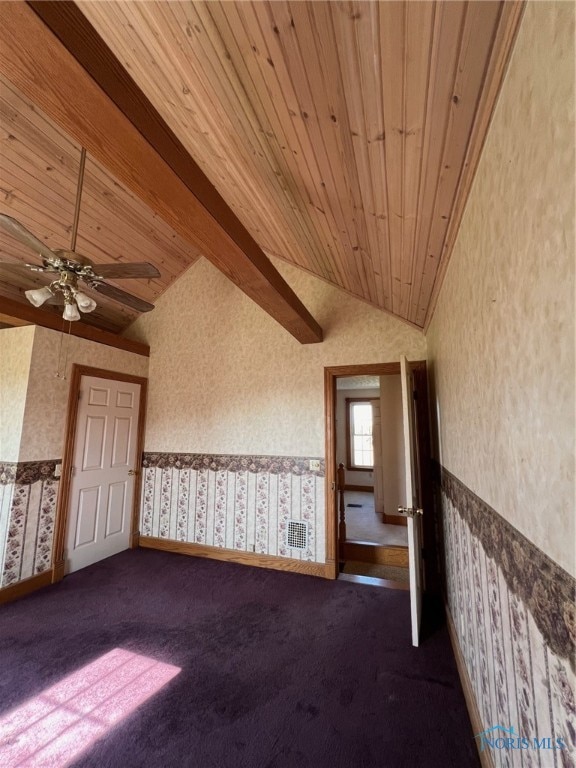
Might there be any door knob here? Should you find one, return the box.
[398,506,423,517]
[128,469,139,476]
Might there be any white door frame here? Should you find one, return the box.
[52,364,147,582]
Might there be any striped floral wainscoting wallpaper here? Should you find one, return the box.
[141,453,326,563]
[0,461,59,588]
[436,465,575,768]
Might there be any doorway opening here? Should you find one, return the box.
[338,374,409,586]
[324,361,435,594]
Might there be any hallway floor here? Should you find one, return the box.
[345,491,408,547]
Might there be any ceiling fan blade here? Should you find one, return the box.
[0,214,58,263]
[93,262,161,279]
[90,281,155,312]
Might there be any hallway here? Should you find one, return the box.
[345,491,408,547]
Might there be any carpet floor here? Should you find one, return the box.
[0,549,480,768]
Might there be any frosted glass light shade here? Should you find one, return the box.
[63,301,81,322]
[75,291,97,313]
[25,286,53,307]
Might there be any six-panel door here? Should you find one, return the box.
[65,376,141,574]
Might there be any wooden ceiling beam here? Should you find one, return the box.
[0,2,322,344]
[0,297,150,356]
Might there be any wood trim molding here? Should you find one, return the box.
[382,513,408,527]
[0,570,52,605]
[139,537,334,580]
[0,297,149,357]
[328,362,401,378]
[52,365,148,583]
[445,604,495,768]
[0,312,30,327]
[7,2,322,345]
[324,367,338,578]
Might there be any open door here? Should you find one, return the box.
[399,355,423,647]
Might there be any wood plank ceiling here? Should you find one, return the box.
[0,75,200,334]
[0,1,524,334]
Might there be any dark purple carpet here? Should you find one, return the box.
[0,549,480,768]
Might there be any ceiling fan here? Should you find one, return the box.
[0,148,160,321]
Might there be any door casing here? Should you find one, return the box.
[52,364,148,582]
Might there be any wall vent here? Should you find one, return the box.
[287,520,308,550]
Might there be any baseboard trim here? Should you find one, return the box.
[52,558,65,583]
[382,513,408,527]
[445,604,494,768]
[139,537,334,579]
[344,484,374,492]
[0,571,53,605]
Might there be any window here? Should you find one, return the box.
[346,398,375,470]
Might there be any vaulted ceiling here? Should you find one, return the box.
[0,1,524,342]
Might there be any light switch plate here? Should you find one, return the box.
[54,463,62,478]
[309,459,320,472]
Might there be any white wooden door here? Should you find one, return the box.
[66,375,141,574]
[400,355,423,647]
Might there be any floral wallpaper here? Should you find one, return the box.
[141,452,325,562]
[0,325,148,590]
[437,465,575,768]
[0,460,59,587]
[129,255,426,458]
[0,327,35,462]
[426,6,575,759]
[18,326,148,462]
[425,1,574,576]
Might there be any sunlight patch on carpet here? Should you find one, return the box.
[0,648,180,767]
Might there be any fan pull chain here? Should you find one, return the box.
[55,315,65,378]
[55,319,73,380]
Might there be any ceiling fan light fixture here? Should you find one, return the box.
[25,285,54,307]
[63,300,81,322]
[74,291,97,313]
